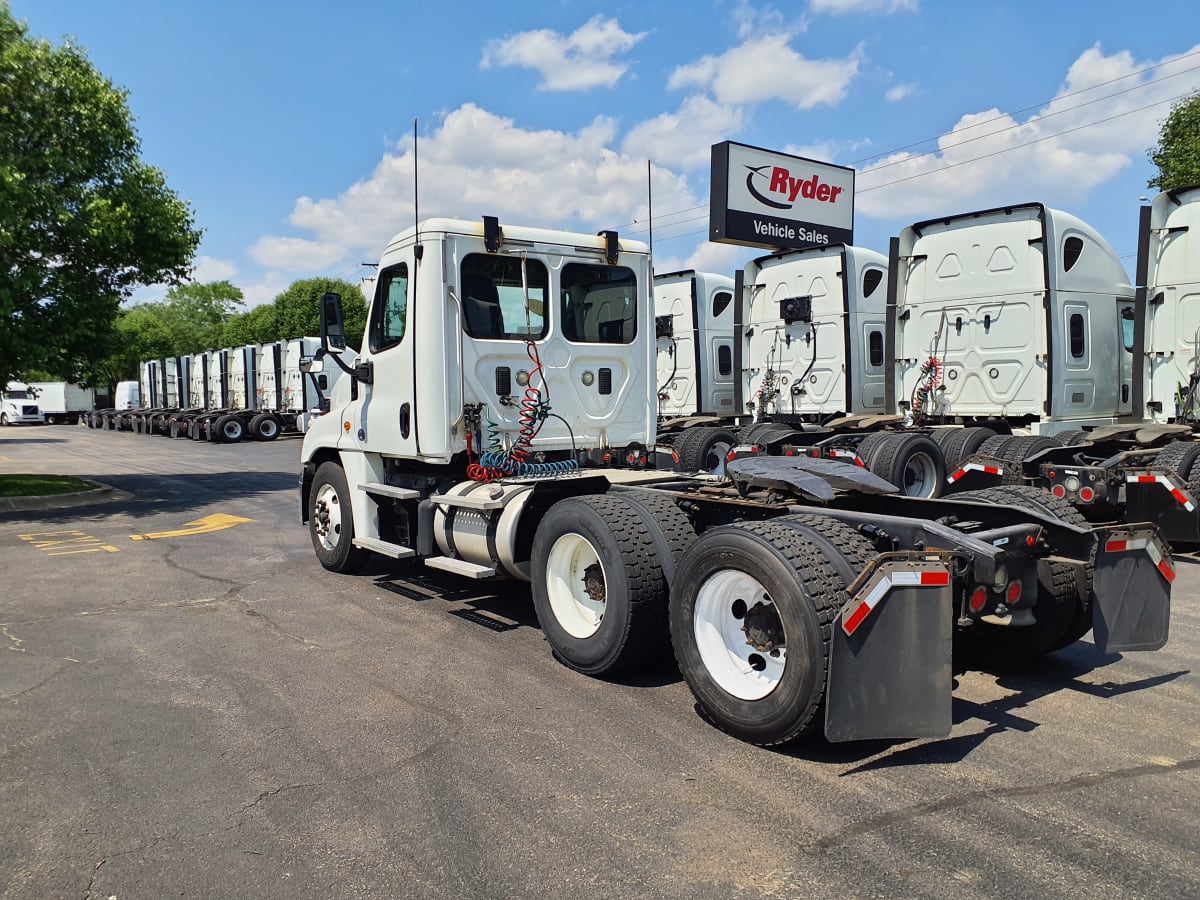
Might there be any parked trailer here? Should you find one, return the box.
[299,216,1172,747]
[27,382,94,425]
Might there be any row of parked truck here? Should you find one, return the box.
[291,184,1197,747]
[87,337,340,442]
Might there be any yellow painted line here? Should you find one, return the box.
[0,455,11,461]
[130,512,254,541]
[20,530,120,554]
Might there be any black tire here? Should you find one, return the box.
[531,495,671,676]
[250,414,281,441]
[309,462,369,573]
[772,514,878,582]
[0,413,8,426]
[676,426,738,475]
[939,426,998,473]
[976,434,1013,458]
[740,423,802,448]
[867,433,946,498]
[954,485,1092,665]
[216,415,245,443]
[996,436,1060,485]
[1055,429,1090,445]
[1152,441,1200,480]
[852,431,893,469]
[608,489,698,586]
[670,520,847,745]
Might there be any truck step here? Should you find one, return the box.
[431,493,504,511]
[352,536,416,559]
[360,482,422,500]
[423,556,498,578]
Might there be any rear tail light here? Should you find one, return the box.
[1006,580,1022,605]
[968,585,988,614]
[1051,484,1067,499]
[1079,486,1096,502]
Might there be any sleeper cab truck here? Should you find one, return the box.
[143,356,192,435]
[1,382,44,425]
[298,215,1172,746]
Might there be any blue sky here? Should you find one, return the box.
[16,0,1200,307]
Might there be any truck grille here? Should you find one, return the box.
[22,406,37,415]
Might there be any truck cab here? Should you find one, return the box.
[891,204,1135,433]
[1,383,43,425]
[654,270,736,419]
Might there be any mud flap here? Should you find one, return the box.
[945,454,1005,491]
[1123,472,1200,546]
[825,558,954,743]
[1092,526,1173,653]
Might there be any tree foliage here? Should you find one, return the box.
[81,281,242,389]
[1148,93,1200,192]
[0,5,201,380]
[222,277,367,350]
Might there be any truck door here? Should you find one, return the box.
[362,259,418,457]
[1119,300,1135,416]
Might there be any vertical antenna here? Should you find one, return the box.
[646,159,654,263]
[413,117,423,259]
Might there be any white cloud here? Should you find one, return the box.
[623,95,745,169]
[732,1,795,40]
[480,15,647,91]
[856,44,1200,221]
[239,271,291,309]
[669,34,864,109]
[249,236,346,271]
[811,0,918,14]
[885,83,916,102]
[189,255,238,282]
[288,103,700,259]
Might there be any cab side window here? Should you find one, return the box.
[370,264,408,353]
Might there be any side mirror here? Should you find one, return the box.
[321,292,347,351]
[299,355,324,374]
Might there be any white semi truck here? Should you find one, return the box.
[298,215,1172,747]
[1,382,43,425]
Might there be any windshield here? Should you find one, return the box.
[5,390,30,399]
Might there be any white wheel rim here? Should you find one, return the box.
[261,419,278,437]
[312,483,343,552]
[694,570,786,701]
[545,533,606,639]
[901,451,938,497]
[704,440,733,476]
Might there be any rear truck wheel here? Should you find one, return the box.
[867,433,946,498]
[976,434,1014,458]
[852,431,893,468]
[953,485,1093,666]
[670,520,847,746]
[608,489,698,586]
[996,436,1060,485]
[309,462,369,573]
[675,426,738,475]
[939,426,998,474]
[250,414,281,441]
[0,413,8,426]
[531,495,671,676]
[216,415,245,443]
[1152,441,1200,480]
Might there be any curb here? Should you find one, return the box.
[0,479,134,514]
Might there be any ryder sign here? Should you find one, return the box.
[710,141,854,251]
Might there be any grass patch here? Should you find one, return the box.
[0,474,93,497]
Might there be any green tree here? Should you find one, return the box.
[222,303,280,347]
[0,5,201,381]
[1148,93,1200,192]
[158,280,243,353]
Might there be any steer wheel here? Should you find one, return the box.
[582,562,606,603]
[741,600,785,654]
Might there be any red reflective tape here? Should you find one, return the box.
[1105,539,1128,553]
[1157,559,1176,584]
[920,570,951,586]
[1170,487,1190,507]
[1135,475,1157,483]
[842,601,871,635]
[949,468,965,482]
[984,465,1001,475]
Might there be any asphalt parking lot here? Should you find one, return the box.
[1,424,1198,899]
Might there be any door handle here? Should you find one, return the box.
[399,403,411,439]
[1122,385,1129,403]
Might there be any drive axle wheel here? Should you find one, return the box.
[531,495,670,676]
[675,426,738,475]
[309,462,368,573]
[670,520,846,745]
[250,414,281,441]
